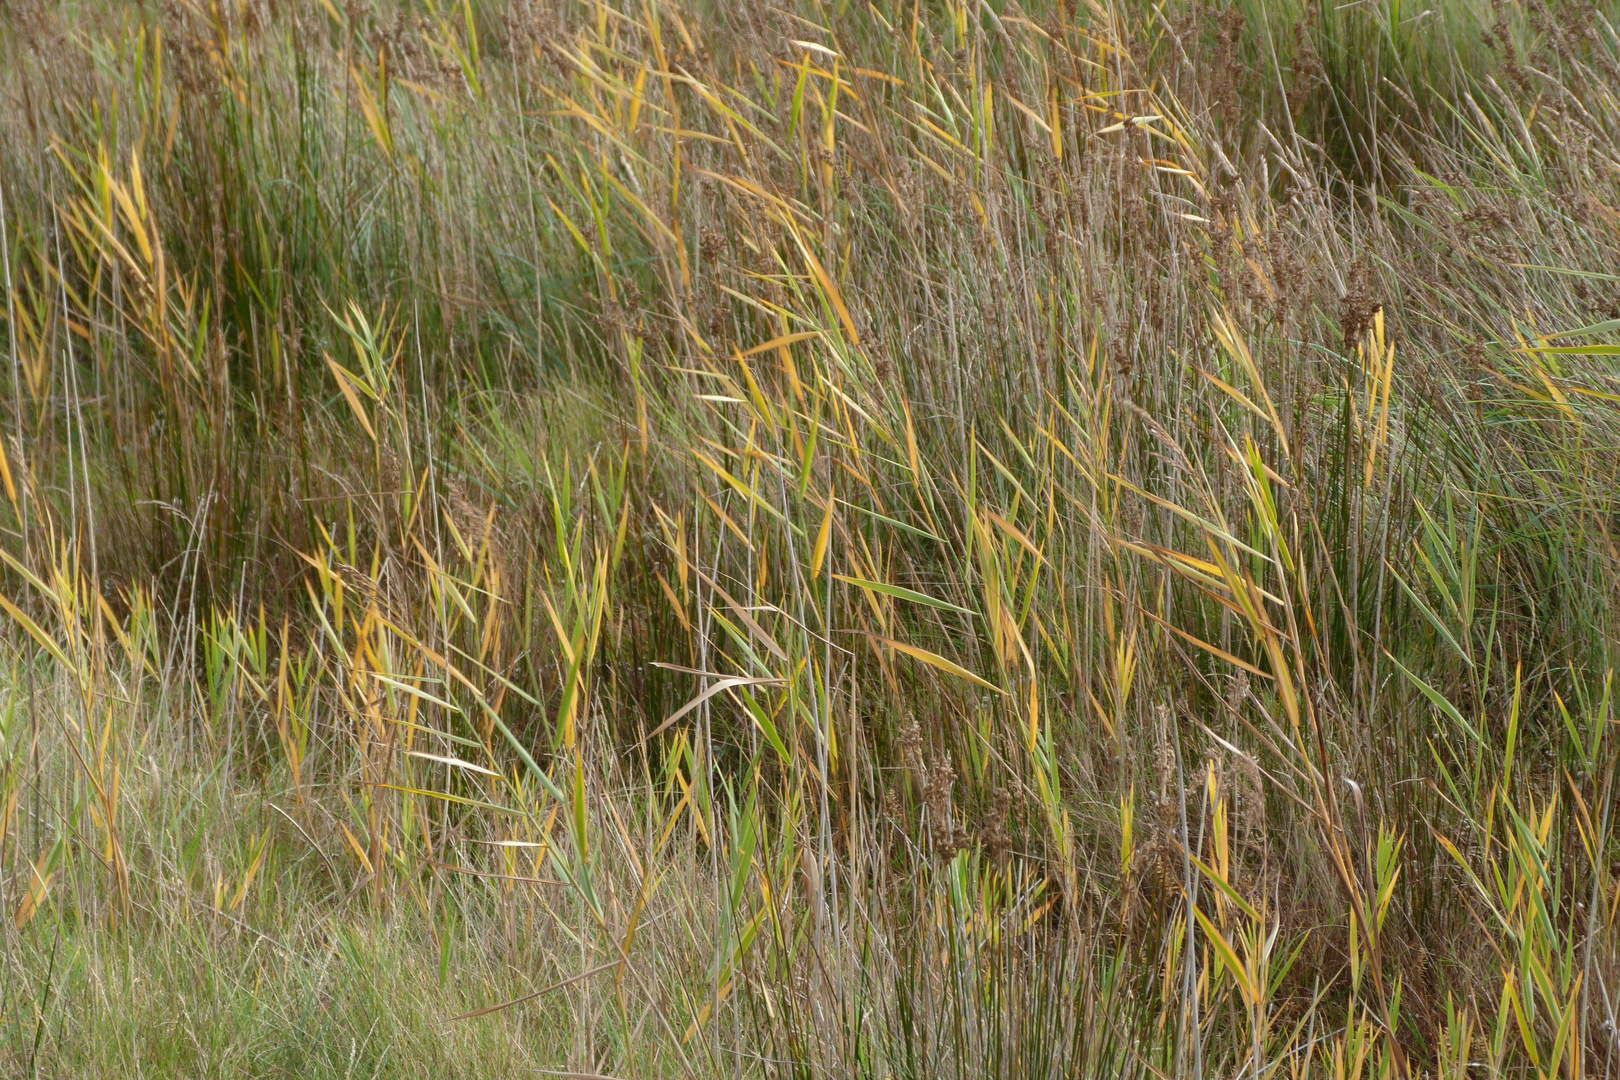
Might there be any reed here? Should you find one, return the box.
[1,0,1618,1075]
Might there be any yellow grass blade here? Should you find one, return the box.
[876,635,1004,694]
[341,823,375,875]
[325,354,377,442]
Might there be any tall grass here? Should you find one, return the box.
[1,0,1619,1075]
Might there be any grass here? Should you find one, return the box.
[1,0,1619,1075]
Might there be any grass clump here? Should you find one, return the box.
[1,0,1619,1076]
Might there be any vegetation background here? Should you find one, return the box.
[0,0,1618,1075]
